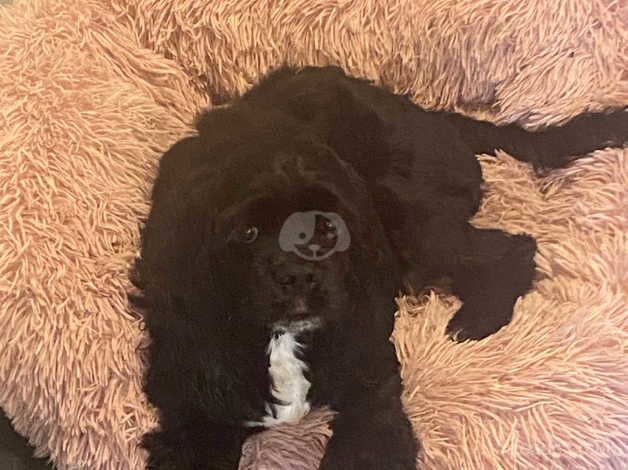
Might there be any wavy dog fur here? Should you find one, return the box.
[1,2,627,469]
[133,66,626,469]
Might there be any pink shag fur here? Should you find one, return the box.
[0,0,626,469]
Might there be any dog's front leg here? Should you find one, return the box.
[143,415,253,470]
[319,355,418,470]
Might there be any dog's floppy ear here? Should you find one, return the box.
[130,136,203,313]
[149,135,204,203]
[135,136,227,322]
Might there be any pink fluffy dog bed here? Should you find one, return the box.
[0,0,626,468]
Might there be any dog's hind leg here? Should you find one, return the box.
[414,216,537,341]
[444,108,627,172]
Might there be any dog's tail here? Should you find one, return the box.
[444,108,627,170]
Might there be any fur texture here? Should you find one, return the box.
[135,64,625,469]
[134,66,421,470]
[0,0,626,469]
[110,0,627,126]
[252,323,315,428]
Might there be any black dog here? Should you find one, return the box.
[131,66,626,469]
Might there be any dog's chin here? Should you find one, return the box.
[272,307,322,328]
[263,301,337,329]
[272,314,324,332]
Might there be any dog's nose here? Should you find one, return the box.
[308,243,321,253]
[276,268,320,290]
[278,274,297,286]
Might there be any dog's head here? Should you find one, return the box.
[136,106,397,332]
[216,178,355,326]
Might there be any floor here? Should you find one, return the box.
[0,410,54,470]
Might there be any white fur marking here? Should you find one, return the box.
[245,319,321,427]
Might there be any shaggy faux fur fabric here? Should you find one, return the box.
[111,0,627,126]
[0,1,205,467]
[0,0,626,469]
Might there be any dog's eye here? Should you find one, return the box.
[230,225,259,244]
[241,225,259,244]
[318,219,336,238]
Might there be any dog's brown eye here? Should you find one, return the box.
[241,225,259,244]
[235,225,259,243]
[318,218,335,232]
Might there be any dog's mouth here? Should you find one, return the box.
[289,297,309,315]
[283,297,309,319]
[270,288,343,326]
[272,315,323,334]
[277,296,320,323]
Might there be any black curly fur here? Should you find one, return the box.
[131,65,627,469]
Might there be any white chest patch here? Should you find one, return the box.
[245,318,321,428]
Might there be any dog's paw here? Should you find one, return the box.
[319,414,417,470]
[446,301,514,341]
[320,441,416,470]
